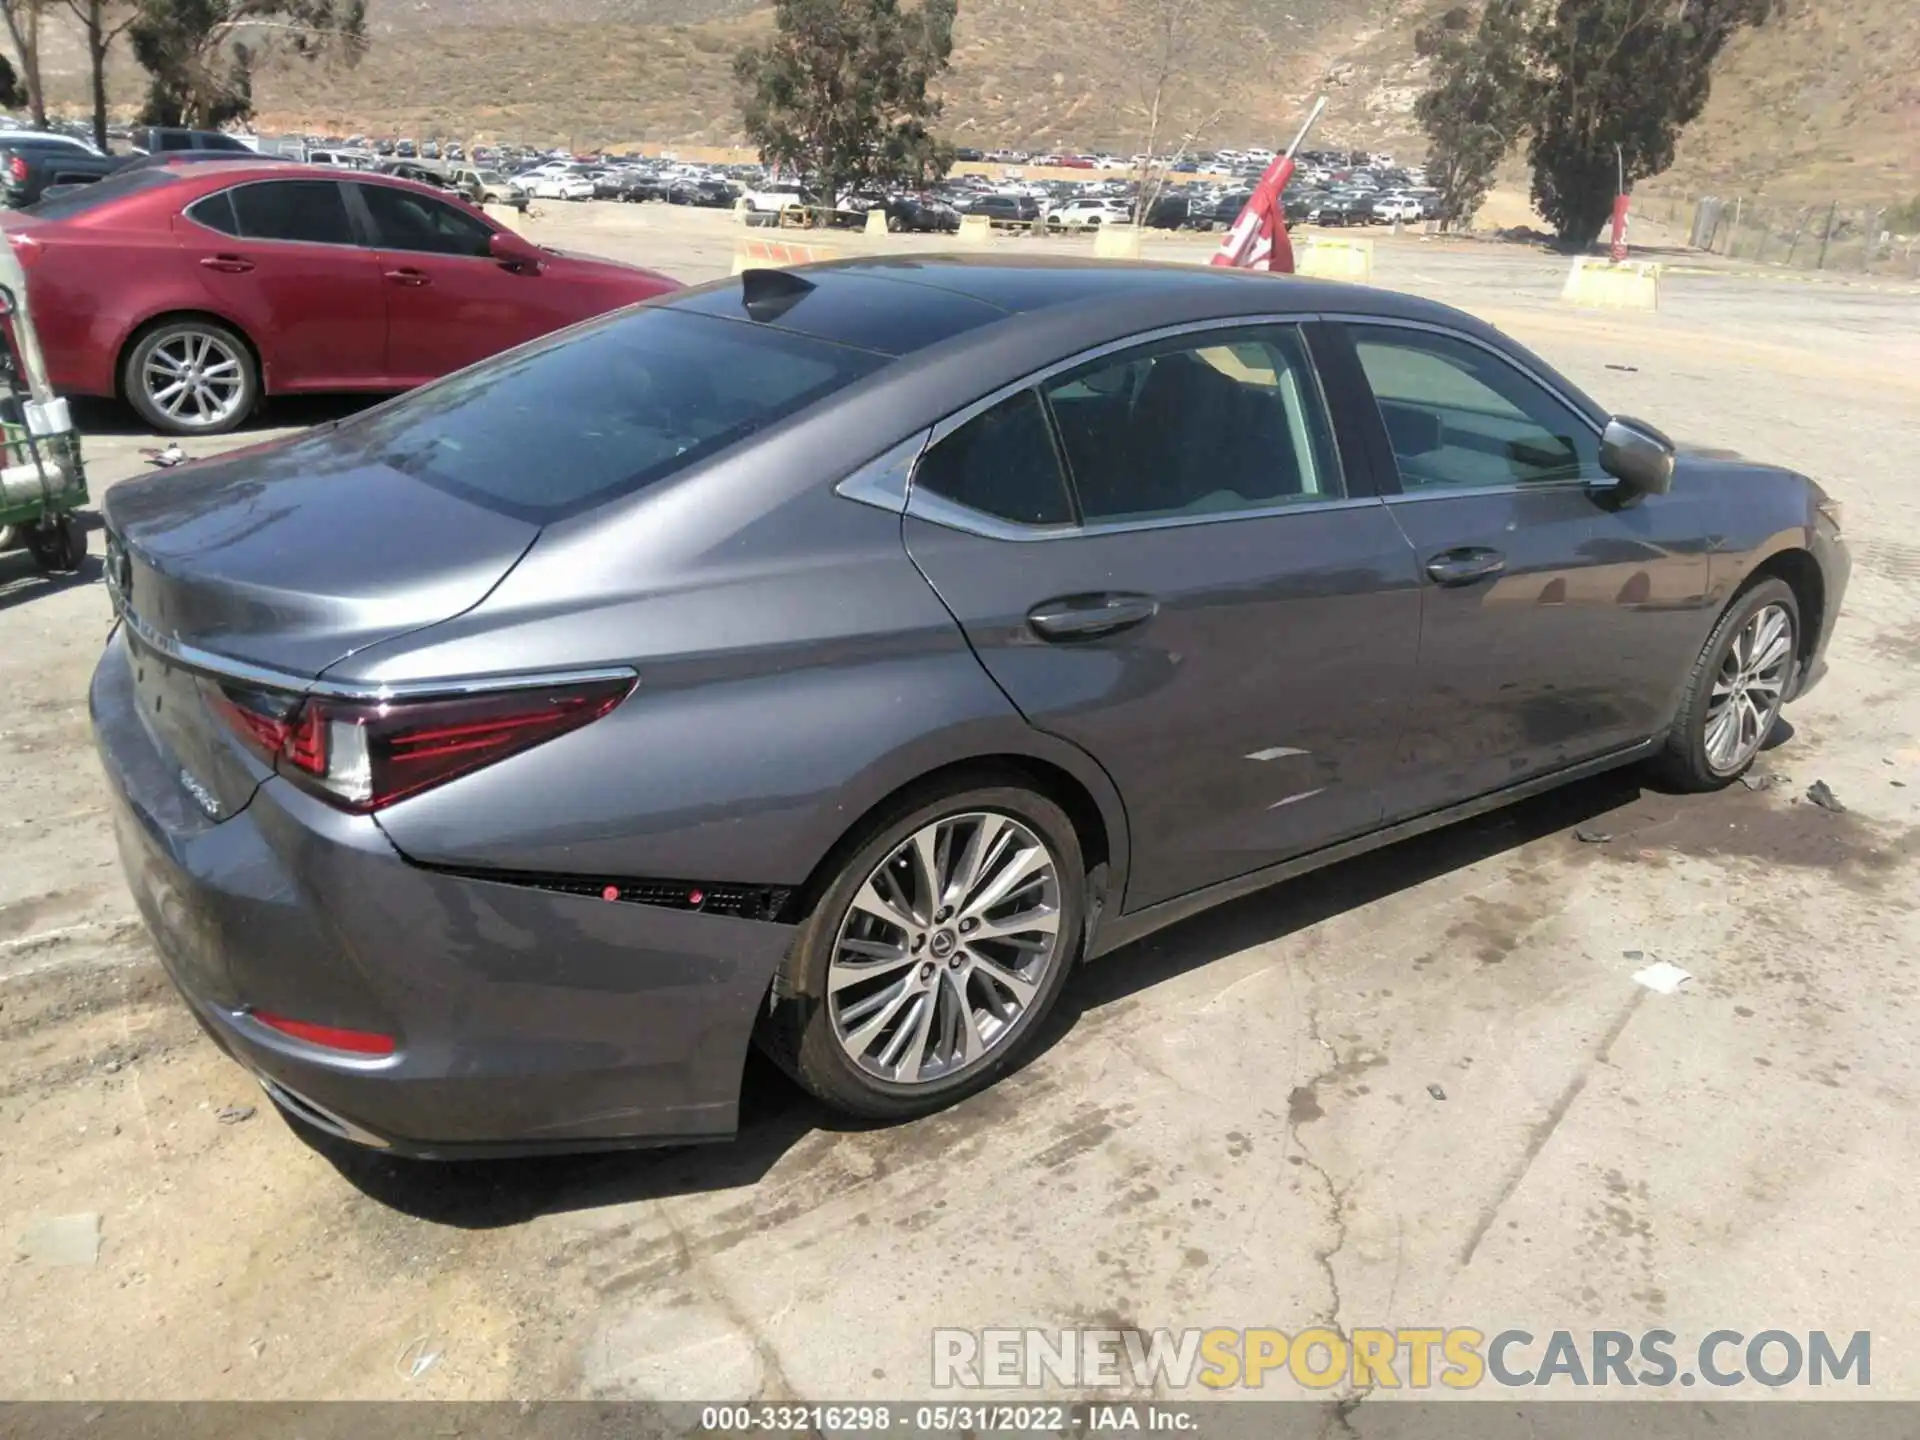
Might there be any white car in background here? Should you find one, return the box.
[530,174,595,201]
[1372,194,1424,223]
[1048,197,1133,229]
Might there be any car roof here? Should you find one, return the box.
[659,254,1506,362]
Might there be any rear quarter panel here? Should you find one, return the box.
[26,219,207,397]
[338,447,1130,902]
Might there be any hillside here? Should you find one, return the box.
[31,0,1920,203]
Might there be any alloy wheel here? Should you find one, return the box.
[827,811,1063,1086]
[143,331,247,429]
[1704,601,1794,774]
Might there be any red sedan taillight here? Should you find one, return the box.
[199,673,634,813]
[5,155,26,183]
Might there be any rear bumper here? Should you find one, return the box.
[90,630,796,1158]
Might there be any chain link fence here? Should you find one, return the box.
[1638,192,1920,277]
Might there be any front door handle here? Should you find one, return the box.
[1425,547,1506,587]
[384,268,431,286]
[1027,593,1159,641]
[198,254,254,274]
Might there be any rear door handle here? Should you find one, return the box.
[384,268,431,286]
[1425,547,1506,587]
[1027,593,1159,641]
[198,255,254,274]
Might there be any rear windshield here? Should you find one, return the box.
[318,306,887,523]
[24,166,178,218]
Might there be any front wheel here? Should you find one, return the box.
[1656,577,1799,791]
[761,781,1085,1120]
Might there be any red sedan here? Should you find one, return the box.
[1,160,680,434]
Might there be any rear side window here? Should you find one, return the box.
[315,307,885,523]
[228,180,354,245]
[1042,325,1342,525]
[914,391,1074,527]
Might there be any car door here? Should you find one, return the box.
[903,321,1423,912]
[347,180,569,384]
[1325,319,1715,818]
[177,178,388,390]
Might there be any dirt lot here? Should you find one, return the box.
[3,204,1918,1403]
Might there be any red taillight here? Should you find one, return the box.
[200,673,633,812]
[253,1011,396,1056]
[6,155,27,183]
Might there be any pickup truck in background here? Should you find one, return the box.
[1,133,125,208]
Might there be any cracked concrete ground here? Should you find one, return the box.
[2,206,1917,1403]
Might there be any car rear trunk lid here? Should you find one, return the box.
[103,432,540,820]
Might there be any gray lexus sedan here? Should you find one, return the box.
[92,256,1848,1157]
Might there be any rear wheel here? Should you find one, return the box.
[123,318,258,436]
[762,781,1085,1119]
[1656,578,1798,790]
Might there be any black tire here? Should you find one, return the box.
[122,317,258,437]
[760,777,1086,1120]
[1655,577,1799,792]
[25,514,84,574]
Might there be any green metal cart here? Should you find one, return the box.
[0,232,86,574]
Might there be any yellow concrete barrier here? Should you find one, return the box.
[1296,235,1374,281]
[1561,257,1662,311]
[864,207,889,237]
[956,214,993,245]
[731,235,841,276]
[1092,223,1142,260]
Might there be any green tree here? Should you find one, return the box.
[1416,0,1774,246]
[1413,0,1526,230]
[129,0,367,129]
[733,0,957,223]
[1526,0,1773,244]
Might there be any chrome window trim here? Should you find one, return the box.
[1383,477,1622,505]
[924,311,1322,448]
[909,312,1374,542]
[117,603,637,703]
[833,430,930,515]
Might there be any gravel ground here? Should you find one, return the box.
[1,204,1916,1404]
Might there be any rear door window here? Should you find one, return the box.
[227,180,354,245]
[314,306,886,522]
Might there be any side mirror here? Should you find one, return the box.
[489,230,541,271]
[1600,415,1676,496]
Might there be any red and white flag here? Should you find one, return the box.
[1208,97,1328,276]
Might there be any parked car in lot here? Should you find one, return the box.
[528,173,595,201]
[669,176,736,207]
[882,193,961,232]
[90,256,1848,1156]
[0,133,122,208]
[964,192,1040,224]
[1047,197,1131,229]
[3,160,679,434]
[126,127,257,156]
